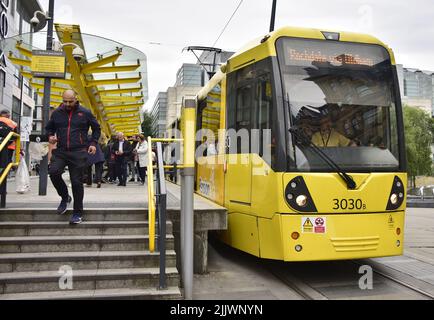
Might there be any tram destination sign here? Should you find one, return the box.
[281,38,390,68]
[31,50,66,79]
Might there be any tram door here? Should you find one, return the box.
[225,67,255,207]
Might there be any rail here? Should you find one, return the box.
[146,137,183,289]
[0,132,21,208]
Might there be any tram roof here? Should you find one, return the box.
[227,26,396,73]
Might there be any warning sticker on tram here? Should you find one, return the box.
[302,218,314,233]
[302,217,327,234]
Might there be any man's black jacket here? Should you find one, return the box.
[112,140,132,161]
[46,103,101,152]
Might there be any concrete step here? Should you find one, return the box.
[0,286,182,300]
[0,250,177,273]
[0,209,150,222]
[0,221,172,237]
[0,235,174,253]
[0,267,180,294]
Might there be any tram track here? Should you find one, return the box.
[266,259,433,300]
[351,259,434,300]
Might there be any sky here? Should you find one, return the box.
[37,0,434,112]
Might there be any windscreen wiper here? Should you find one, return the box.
[289,127,357,190]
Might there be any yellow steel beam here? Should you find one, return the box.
[115,125,140,129]
[15,43,32,58]
[21,71,75,86]
[102,102,143,111]
[107,115,139,121]
[112,122,141,126]
[105,110,139,116]
[8,55,31,68]
[104,110,140,116]
[108,117,139,122]
[114,121,140,126]
[86,76,141,87]
[31,82,67,94]
[101,96,144,104]
[98,86,142,95]
[85,64,140,74]
[36,91,63,101]
[106,110,140,116]
[81,51,122,73]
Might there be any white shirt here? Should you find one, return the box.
[119,141,124,153]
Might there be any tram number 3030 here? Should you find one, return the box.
[333,199,367,210]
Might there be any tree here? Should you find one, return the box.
[141,111,154,139]
[403,106,434,187]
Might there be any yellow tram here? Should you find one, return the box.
[193,26,406,261]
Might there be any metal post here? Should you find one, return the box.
[156,142,167,290]
[38,0,55,196]
[180,173,185,285]
[269,0,277,32]
[181,98,196,300]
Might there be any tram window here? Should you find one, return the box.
[255,74,273,158]
[236,84,253,130]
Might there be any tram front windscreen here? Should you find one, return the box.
[276,37,401,172]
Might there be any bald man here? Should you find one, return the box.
[46,90,101,224]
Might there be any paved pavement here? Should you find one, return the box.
[4,175,219,210]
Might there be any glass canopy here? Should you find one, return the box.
[0,24,148,137]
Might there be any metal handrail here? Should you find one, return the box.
[146,137,183,290]
[155,142,167,289]
[0,132,21,185]
[147,136,156,252]
[147,137,183,253]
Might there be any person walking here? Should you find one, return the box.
[112,132,132,186]
[0,109,18,163]
[85,134,105,188]
[135,134,148,185]
[46,90,101,224]
[128,135,139,182]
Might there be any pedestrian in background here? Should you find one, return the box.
[135,134,148,185]
[0,109,18,163]
[128,135,139,182]
[112,132,132,186]
[86,134,105,188]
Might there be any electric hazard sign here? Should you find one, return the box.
[302,217,327,234]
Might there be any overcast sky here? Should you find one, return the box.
[38,0,434,111]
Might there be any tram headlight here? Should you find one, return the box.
[390,194,398,205]
[285,176,317,213]
[386,176,405,211]
[296,195,308,207]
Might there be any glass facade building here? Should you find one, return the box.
[397,65,434,116]
[0,0,43,127]
[150,92,168,137]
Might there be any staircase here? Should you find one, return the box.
[0,208,182,299]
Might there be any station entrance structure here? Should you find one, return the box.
[1,24,148,137]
